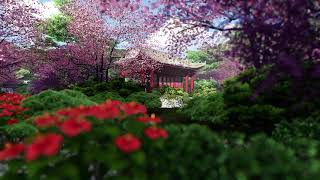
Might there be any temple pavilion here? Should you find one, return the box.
[116,48,205,93]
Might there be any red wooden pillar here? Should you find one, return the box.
[185,75,189,93]
[173,76,177,88]
[190,75,195,92]
[150,70,154,90]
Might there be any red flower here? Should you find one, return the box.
[57,102,120,120]
[86,106,120,120]
[60,118,91,137]
[144,127,168,140]
[115,134,141,153]
[136,113,161,124]
[0,93,25,106]
[25,133,63,161]
[121,102,147,116]
[0,143,25,161]
[6,119,19,125]
[0,109,13,118]
[34,113,60,127]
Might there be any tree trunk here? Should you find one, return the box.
[105,68,109,83]
[100,55,104,82]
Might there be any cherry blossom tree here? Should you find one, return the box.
[97,1,320,93]
[0,0,43,46]
[0,0,45,84]
[29,0,160,92]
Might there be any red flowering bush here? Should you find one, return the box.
[0,93,28,126]
[0,99,168,179]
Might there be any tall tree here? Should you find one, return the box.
[98,0,320,93]
[31,0,158,92]
[0,0,44,84]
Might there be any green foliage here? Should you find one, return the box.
[0,123,38,146]
[72,79,161,109]
[150,124,225,179]
[40,14,73,43]
[53,0,71,7]
[272,112,320,161]
[272,112,320,142]
[219,135,320,180]
[180,92,226,123]
[15,84,29,95]
[202,62,219,70]
[191,80,217,97]
[186,50,210,63]
[222,69,286,132]
[126,91,161,110]
[89,92,125,103]
[16,69,32,80]
[159,86,188,100]
[1,101,168,180]
[148,124,320,179]
[22,89,95,116]
[73,79,143,98]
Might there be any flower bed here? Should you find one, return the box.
[0,99,168,179]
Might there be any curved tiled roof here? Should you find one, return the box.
[117,48,205,69]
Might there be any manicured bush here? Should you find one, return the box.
[110,79,143,96]
[0,122,37,145]
[72,79,143,100]
[89,92,125,103]
[22,90,95,116]
[180,92,226,123]
[126,91,161,110]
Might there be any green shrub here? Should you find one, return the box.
[73,86,96,96]
[192,80,217,97]
[223,72,286,133]
[219,135,320,179]
[22,89,95,116]
[126,91,161,110]
[111,79,143,94]
[272,112,320,142]
[72,79,143,98]
[148,125,320,179]
[16,84,29,95]
[89,92,125,103]
[272,112,320,160]
[150,124,225,179]
[0,122,38,146]
[118,88,132,97]
[159,86,188,100]
[180,92,226,123]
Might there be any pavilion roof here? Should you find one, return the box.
[117,48,205,69]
